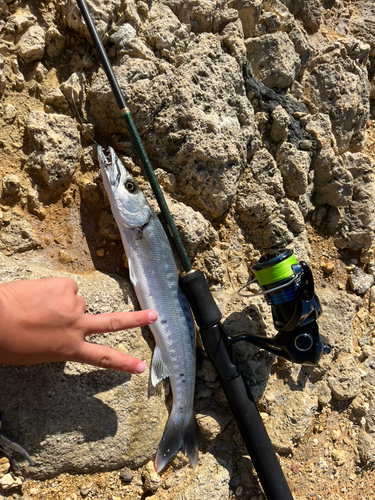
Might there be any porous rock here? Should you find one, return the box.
[263,391,318,453]
[88,33,259,218]
[276,141,311,198]
[245,32,300,89]
[248,147,285,199]
[0,218,40,254]
[16,25,45,63]
[231,0,263,39]
[164,451,231,500]
[328,355,364,401]
[60,0,121,40]
[334,152,375,251]
[281,0,322,33]
[349,268,375,295]
[45,26,65,58]
[349,0,375,56]
[316,288,358,355]
[301,43,370,154]
[25,112,80,193]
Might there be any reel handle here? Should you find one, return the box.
[226,323,331,366]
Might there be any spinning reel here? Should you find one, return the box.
[227,249,331,365]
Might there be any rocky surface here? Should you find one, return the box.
[0,0,375,499]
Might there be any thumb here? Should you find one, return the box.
[73,342,147,374]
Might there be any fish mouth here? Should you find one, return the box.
[99,145,123,188]
[102,147,112,164]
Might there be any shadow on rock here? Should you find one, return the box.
[0,362,131,450]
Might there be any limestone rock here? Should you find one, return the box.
[328,355,364,401]
[281,0,322,33]
[270,105,290,143]
[16,25,44,63]
[60,0,120,40]
[348,268,375,295]
[232,0,263,39]
[357,429,375,464]
[0,473,23,490]
[245,32,300,88]
[349,0,375,56]
[317,288,358,354]
[247,148,285,199]
[264,391,318,453]
[25,112,80,193]
[2,174,21,197]
[45,27,65,58]
[88,33,259,218]
[276,141,311,198]
[313,152,353,208]
[334,153,375,250]
[0,218,40,254]
[196,410,231,440]
[302,43,370,154]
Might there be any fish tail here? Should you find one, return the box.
[182,413,199,469]
[154,412,198,473]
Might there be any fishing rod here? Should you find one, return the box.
[75,1,330,498]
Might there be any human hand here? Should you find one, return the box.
[0,277,158,373]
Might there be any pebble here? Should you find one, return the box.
[196,413,222,440]
[2,174,21,196]
[0,473,23,490]
[64,494,78,500]
[119,467,134,484]
[348,268,374,295]
[320,260,335,275]
[331,448,346,465]
[142,461,161,493]
[0,457,10,478]
[79,481,94,496]
[58,250,75,264]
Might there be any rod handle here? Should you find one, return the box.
[200,323,294,500]
[179,270,222,328]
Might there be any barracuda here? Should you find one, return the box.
[98,145,198,472]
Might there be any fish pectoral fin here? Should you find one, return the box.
[151,346,169,387]
[128,255,137,287]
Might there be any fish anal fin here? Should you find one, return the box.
[151,346,169,387]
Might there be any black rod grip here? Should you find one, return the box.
[200,323,294,500]
[179,270,222,328]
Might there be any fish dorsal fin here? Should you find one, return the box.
[151,345,169,387]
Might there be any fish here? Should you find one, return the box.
[98,145,198,473]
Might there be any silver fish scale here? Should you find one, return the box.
[121,213,196,421]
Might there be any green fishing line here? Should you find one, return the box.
[252,254,298,286]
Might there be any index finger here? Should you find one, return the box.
[80,309,158,336]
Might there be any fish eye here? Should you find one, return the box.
[125,180,137,192]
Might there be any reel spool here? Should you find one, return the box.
[230,249,331,365]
